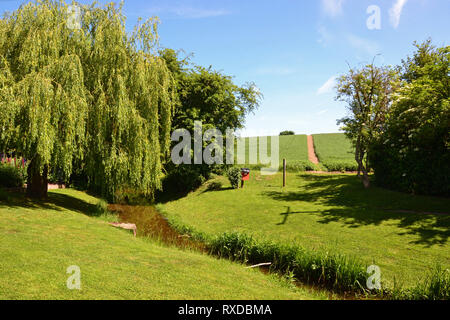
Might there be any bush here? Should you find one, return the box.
[0,163,25,188]
[206,181,223,191]
[161,164,209,195]
[321,160,358,172]
[280,130,295,136]
[282,160,316,172]
[227,167,241,189]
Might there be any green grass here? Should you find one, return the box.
[158,173,450,290]
[0,188,327,300]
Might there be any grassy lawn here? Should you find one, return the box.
[159,172,450,289]
[240,135,309,163]
[312,133,354,161]
[0,188,326,300]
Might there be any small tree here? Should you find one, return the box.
[227,167,241,189]
[336,63,399,188]
[280,131,295,136]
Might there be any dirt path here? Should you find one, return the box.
[307,135,319,164]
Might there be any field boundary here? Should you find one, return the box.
[307,135,319,164]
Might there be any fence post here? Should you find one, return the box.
[283,158,286,187]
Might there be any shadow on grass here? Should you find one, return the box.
[0,188,102,218]
[264,174,450,247]
[277,206,322,225]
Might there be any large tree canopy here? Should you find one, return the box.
[0,0,175,200]
[370,41,450,196]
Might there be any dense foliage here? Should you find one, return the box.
[0,163,25,188]
[159,49,261,194]
[279,130,295,136]
[226,167,241,189]
[0,1,175,200]
[370,41,449,196]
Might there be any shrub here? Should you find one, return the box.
[280,130,295,136]
[206,181,223,191]
[0,163,25,188]
[227,167,241,189]
[161,164,208,195]
[321,160,358,172]
[282,160,316,172]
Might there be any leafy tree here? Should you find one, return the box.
[280,131,295,136]
[159,49,261,193]
[370,41,450,195]
[336,63,399,188]
[0,1,175,200]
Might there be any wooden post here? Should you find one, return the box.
[283,158,286,187]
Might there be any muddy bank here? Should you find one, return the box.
[108,204,206,252]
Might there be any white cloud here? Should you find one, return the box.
[147,6,230,19]
[317,76,337,95]
[317,25,332,46]
[317,109,329,115]
[389,0,408,29]
[347,34,380,57]
[321,0,345,17]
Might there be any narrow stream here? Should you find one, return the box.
[108,204,206,251]
[108,204,374,300]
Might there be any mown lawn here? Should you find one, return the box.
[0,188,326,300]
[159,173,450,289]
[312,133,354,161]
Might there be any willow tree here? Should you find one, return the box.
[0,1,174,200]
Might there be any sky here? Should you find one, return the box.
[1,0,449,136]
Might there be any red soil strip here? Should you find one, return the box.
[307,135,319,164]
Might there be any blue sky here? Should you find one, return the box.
[1,0,449,136]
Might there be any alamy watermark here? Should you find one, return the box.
[67,5,81,30]
[171,121,279,174]
[66,265,81,290]
[366,265,381,290]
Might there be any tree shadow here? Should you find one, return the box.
[276,206,321,225]
[263,174,450,247]
[0,188,101,217]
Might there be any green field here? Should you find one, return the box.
[239,134,309,164]
[0,188,326,300]
[159,172,450,289]
[312,133,355,161]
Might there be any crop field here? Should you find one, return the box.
[312,133,354,161]
[312,133,358,171]
[238,134,309,164]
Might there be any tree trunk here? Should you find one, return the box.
[361,171,370,188]
[355,137,370,188]
[27,157,48,199]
